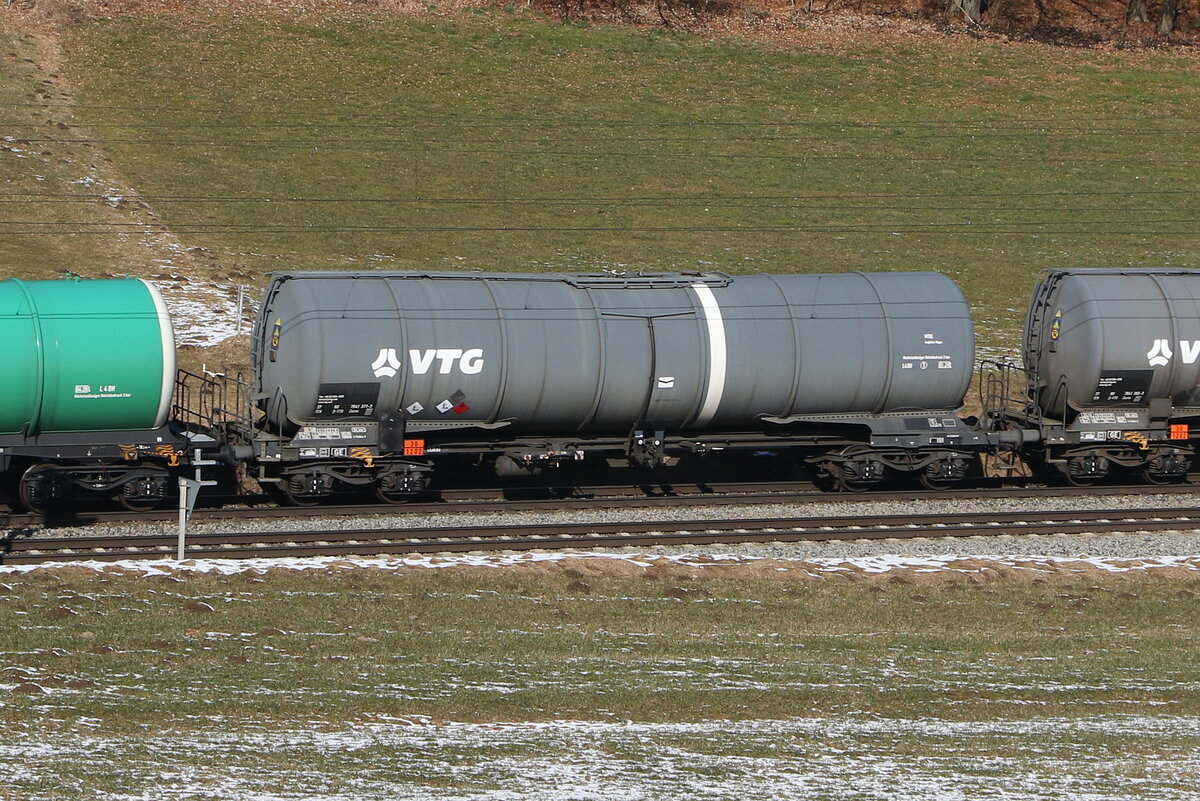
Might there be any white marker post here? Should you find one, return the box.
[177,449,219,561]
[235,285,245,335]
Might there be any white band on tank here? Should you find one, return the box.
[140,279,177,429]
[691,283,727,428]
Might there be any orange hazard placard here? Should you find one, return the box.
[1170,424,1189,440]
[403,439,426,456]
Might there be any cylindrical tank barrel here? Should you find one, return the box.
[1026,269,1200,414]
[0,277,175,435]
[253,271,975,434]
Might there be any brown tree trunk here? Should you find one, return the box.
[948,0,981,23]
[1126,0,1148,22]
[1158,0,1177,34]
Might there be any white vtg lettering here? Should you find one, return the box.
[409,348,485,375]
[1147,339,1200,367]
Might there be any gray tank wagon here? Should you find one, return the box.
[984,268,1200,485]
[249,270,986,501]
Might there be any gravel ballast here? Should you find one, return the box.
[9,488,1200,561]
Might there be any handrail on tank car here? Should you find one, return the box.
[565,273,732,290]
[978,359,1044,432]
[172,368,254,439]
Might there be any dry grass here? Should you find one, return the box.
[5,557,1198,796]
[2,566,1200,729]
[14,0,1200,47]
[3,4,1199,372]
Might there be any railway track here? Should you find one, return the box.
[4,506,1200,565]
[4,480,1200,530]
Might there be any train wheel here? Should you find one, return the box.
[275,472,334,506]
[918,471,955,491]
[1141,458,1189,485]
[1063,470,1103,487]
[917,457,973,491]
[817,455,884,493]
[116,492,159,513]
[115,477,166,512]
[835,465,880,493]
[374,470,428,503]
[374,486,415,504]
[18,463,60,515]
[281,482,323,507]
[1063,454,1108,486]
[1141,469,1180,485]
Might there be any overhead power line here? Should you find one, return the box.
[9,125,1200,139]
[7,189,1199,202]
[5,138,1197,163]
[2,102,1197,125]
[2,194,1196,210]
[2,221,1197,235]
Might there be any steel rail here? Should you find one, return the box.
[3,480,1199,530]
[4,506,1199,565]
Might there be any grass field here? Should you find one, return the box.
[2,10,1198,353]
[2,566,1200,797]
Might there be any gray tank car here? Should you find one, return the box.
[985,268,1200,485]
[249,270,985,502]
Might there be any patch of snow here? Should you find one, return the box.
[3,552,1199,578]
[5,716,1200,800]
[148,275,255,347]
[2,137,33,159]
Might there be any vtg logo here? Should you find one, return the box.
[371,348,485,378]
[1147,339,1200,367]
[371,349,402,378]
